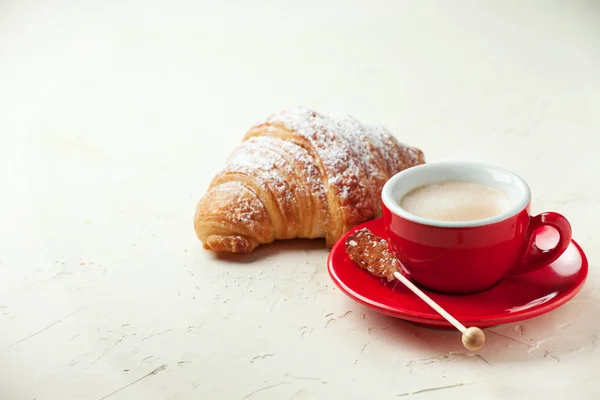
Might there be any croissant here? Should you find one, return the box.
[194,108,425,253]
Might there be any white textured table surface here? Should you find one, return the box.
[1,1,599,399]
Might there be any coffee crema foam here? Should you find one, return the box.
[399,180,511,222]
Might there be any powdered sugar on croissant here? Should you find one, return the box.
[194,107,425,252]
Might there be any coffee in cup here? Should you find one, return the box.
[399,180,511,222]
[381,161,572,294]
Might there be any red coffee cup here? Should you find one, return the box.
[381,161,572,294]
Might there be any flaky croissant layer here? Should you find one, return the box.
[194,108,425,252]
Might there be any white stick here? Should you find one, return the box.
[393,271,467,333]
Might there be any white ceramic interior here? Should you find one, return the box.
[381,161,531,228]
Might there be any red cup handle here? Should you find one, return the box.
[509,212,572,275]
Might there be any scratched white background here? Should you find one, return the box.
[1,0,599,399]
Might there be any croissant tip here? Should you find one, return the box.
[201,234,258,253]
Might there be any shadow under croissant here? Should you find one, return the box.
[210,238,328,264]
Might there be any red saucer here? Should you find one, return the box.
[327,218,587,328]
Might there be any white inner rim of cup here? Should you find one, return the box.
[381,161,531,228]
